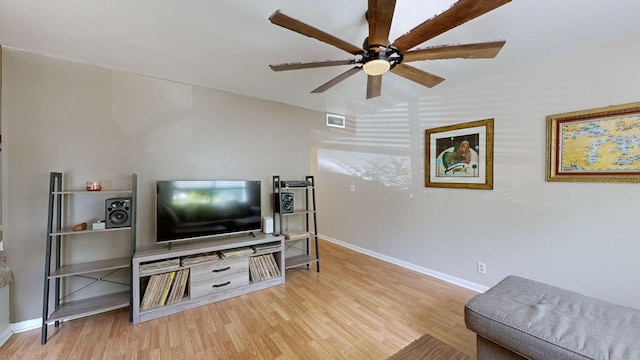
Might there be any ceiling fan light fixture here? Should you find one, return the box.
[363,58,390,76]
[269,0,510,99]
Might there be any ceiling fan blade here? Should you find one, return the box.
[311,67,362,93]
[270,59,356,72]
[367,0,397,47]
[391,0,511,52]
[403,41,506,62]
[391,64,445,88]
[366,75,382,99]
[269,10,363,55]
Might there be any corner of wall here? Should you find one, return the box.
[0,285,11,347]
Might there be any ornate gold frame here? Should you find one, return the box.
[546,101,640,182]
[425,118,494,190]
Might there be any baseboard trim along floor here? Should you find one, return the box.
[320,235,489,294]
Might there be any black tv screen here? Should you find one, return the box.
[156,180,261,244]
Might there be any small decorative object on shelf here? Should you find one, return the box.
[86,181,102,191]
[91,220,106,230]
[272,175,320,272]
[72,222,88,231]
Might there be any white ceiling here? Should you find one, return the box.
[1,1,639,118]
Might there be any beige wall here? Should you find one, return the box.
[0,45,3,233]
[1,49,324,322]
[0,45,10,340]
[316,31,640,309]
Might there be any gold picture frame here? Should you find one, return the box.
[425,118,494,190]
[546,101,640,182]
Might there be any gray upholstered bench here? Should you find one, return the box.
[465,275,640,360]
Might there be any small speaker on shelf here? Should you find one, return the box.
[275,192,294,214]
[105,197,132,228]
[262,216,274,234]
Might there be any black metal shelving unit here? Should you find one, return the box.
[41,172,137,344]
[272,175,320,272]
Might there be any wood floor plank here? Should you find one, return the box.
[2,240,479,359]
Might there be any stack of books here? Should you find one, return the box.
[181,252,220,266]
[140,268,190,310]
[166,269,189,305]
[249,254,281,282]
[219,246,254,259]
[139,258,180,276]
[252,241,281,255]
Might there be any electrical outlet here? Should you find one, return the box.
[477,262,487,274]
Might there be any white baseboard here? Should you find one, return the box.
[320,234,489,294]
[11,317,40,333]
[0,326,12,347]
[0,318,40,347]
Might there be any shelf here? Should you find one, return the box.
[273,175,320,273]
[249,276,283,286]
[139,266,183,278]
[285,254,319,269]
[137,294,189,315]
[252,248,283,256]
[49,257,131,279]
[42,172,137,344]
[280,209,315,216]
[52,190,133,195]
[45,290,130,324]
[284,232,311,241]
[135,235,281,262]
[50,226,131,236]
[279,186,314,190]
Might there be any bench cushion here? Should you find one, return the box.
[465,276,640,360]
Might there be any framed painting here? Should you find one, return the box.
[546,102,640,182]
[425,118,494,189]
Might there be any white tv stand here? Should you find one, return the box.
[132,233,284,324]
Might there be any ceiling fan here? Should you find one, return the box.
[268,0,511,99]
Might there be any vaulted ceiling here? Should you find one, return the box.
[1,1,639,118]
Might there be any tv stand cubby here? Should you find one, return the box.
[132,233,284,324]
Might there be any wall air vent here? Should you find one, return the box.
[326,113,346,129]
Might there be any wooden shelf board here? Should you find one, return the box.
[139,267,184,278]
[285,255,319,269]
[52,190,133,195]
[49,257,131,278]
[283,232,311,241]
[281,210,316,216]
[252,248,282,256]
[50,227,131,236]
[134,233,282,263]
[248,277,283,289]
[45,291,130,324]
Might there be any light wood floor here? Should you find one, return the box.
[0,240,479,359]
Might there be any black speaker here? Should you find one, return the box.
[276,192,294,214]
[105,198,132,228]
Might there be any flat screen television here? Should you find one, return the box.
[156,180,262,244]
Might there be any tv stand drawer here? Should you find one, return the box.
[189,258,250,298]
[190,257,249,280]
[190,271,249,298]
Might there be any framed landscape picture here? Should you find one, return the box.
[546,101,640,182]
[425,118,494,189]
